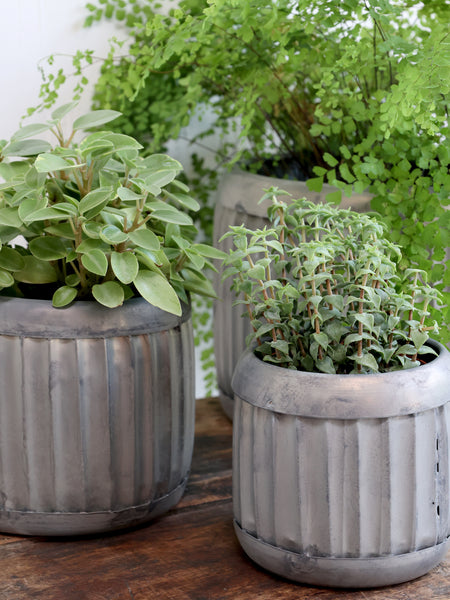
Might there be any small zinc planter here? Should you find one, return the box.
[0,296,195,536]
[232,342,450,588]
[213,168,372,419]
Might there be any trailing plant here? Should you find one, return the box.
[0,103,224,313]
[222,190,441,374]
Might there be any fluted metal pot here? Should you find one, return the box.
[213,168,372,419]
[0,296,195,536]
[232,341,450,588]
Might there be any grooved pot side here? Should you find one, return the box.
[213,168,372,418]
[0,297,195,536]
[231,343,450,588]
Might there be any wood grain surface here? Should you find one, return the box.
[0,397,448,599]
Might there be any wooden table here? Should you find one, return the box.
[0,397,448,599]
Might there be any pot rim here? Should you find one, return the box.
[0,296,191,339]
[231,339,450,419]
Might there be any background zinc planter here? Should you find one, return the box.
[232,342,450,588]
[0,296,195,536]
[213,168,372,419]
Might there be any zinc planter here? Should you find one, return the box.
[232,342,450,588]
[0,296,195,536]
[213,168,372,419]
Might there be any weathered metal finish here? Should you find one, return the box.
[232,342,450,588]
[213,168,372,418]
[0,297,195,536]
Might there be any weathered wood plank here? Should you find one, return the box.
[0,398,448,599]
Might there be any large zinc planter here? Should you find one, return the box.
[232,342,450,588]
[213,168,372,419]
[0,296,195,536]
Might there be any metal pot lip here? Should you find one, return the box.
[232,340,450,419]
[0,295,191,339]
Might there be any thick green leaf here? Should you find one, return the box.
[73,110,122,131]
[11,123,51,141]
[51,102,78,121]
[24,207,67,222]
[134,269,181,316]
[19,196,47,221]
[44,223,76,240]
[81,249,108,276]
[150,208,193,226]
[92,281,124,308]
[29,237,68,260]
[0,268,14,288]
[0,208,22,228]
[2,139,52,157]
[76,238,109,253]
[111,251,139,284]
[14,256,58,283]
[35,153,75,173]
[52,286,78,307]
[79,187,113,215]
[100,225,128,245]
[191,243,227,260]
[117,186,142,202]
[0,247,25,271]
[128,228,160,251]
[165,191,200,211]
[82,222,102,239]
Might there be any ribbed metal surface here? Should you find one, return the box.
[0,298,195,535]
[234,402,450,557]
[232,342,450,586]
[213,169,372,415]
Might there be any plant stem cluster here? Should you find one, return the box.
[222,190,440,374]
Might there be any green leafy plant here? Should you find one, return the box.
[51,0,447,340]
[222,189,441,374]
[0,103,224,313]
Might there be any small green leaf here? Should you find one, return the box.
[306,177,323,193]
[73,110,122,131]
[192,243,227,260]
[35,153,76,173]
[117,186,142,202]
[0,207,22,228]
[14,256,58,283]
[0,247,25,271]
[81,249,108,276]
[0,268,14,288]
[92,281,125,308]
[2,139,52,157]
[100,225,128,245]
[11,123,51,141]
[134,269,181,316]
[52,286,78,307]
[79,187,113,215]
[51,102,78,121]
[128,228,160,251]
[29,237,68,260]
[325,190,342,205]
[111,251,139,284]
[150,208,193,226]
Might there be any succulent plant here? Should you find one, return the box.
[222,190,441,374]
[0,103,223,314]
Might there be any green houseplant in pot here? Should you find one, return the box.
[40,0,450,403]
[223,190,450,588]
[0,103,223,536]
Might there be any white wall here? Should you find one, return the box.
[0,0,130,139]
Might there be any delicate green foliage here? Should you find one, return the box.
[0,105,222,312]
[222,190,442,374]
[63,0,449,340]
